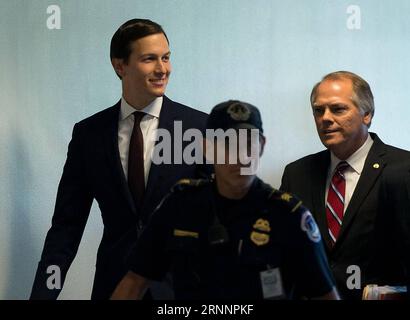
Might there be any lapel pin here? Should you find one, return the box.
[373,163,380,169]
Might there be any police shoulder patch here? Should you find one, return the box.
[300,211,321,243]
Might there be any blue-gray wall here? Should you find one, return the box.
[1,0,409,299]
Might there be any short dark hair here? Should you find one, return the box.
[310,71,375,128]
[110,19,168,64]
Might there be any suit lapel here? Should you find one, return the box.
[310,151,332,248]
[102,101,137,215]
[336,134,385,247]
[142,96,178,213]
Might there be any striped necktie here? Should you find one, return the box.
[326,161,350,245]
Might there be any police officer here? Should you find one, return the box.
[111,100,340,300]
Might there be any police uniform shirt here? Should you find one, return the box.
[127,177,335,299]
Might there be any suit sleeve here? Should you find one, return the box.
[285,205,335,298]
[30,123,94,299]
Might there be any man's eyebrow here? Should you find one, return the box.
[313,102,346,106]
[139,51,171,58]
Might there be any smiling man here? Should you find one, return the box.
[30,19,208,300]
[280,71,410,299]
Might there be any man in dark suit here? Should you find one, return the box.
[280,71,410,299]
[374,162,410,298]
[30,19,208,299]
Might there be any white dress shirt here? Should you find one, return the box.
[118,96,162,185]
[325,134,374,213]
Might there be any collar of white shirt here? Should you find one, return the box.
[119,96,163,121]
[329,133,374,175]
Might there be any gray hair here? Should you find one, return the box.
[310,71,374,127]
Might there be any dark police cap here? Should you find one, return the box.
[206,100,263,133]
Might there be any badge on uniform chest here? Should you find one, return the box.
[260,267,285,299]
[250,218,271,246]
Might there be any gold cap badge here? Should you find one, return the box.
[227,102,251,121]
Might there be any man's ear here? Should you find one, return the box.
[111,58,125,78]
[259,135,266,157]
[363,111,372,127]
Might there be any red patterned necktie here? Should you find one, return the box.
[128,112,145,206]
[326,161,350,245]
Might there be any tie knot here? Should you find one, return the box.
[133,111,145,124]
[336,161,349,174]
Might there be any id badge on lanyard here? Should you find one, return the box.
[260,266,285,299]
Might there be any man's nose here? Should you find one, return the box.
[321,108,333,123]
[155,59,167,74]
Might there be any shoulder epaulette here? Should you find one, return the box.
[268,188,303,213]
[171,178,210,193]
